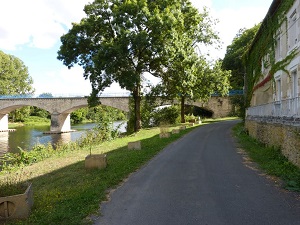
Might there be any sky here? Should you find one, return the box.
[0,0,274,96]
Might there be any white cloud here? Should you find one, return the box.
[190,0,270,60]
[214,6,268,56]
[0,0,89,50]
[190,0,212,11]
[33,66,127,96]
[33,66,91,96]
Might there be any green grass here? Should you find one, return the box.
[8,116,51,127]
[8,122,24,129]
[23,116,50,125]
[1,123,204,225]
[233,122,300,191]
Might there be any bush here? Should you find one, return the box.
[151,106,180,126]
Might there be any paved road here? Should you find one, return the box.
[93,120,300,225]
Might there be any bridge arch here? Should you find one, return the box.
[187,96,233,118]
[0,97,130,133]
[157,96,233,119]
[0,96,233,132]
[184,105,213,118]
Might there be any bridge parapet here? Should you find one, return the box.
[0,97,130,133]
[0,95,234,132]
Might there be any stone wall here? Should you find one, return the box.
[245,116,300,167]
[191,96,234,118]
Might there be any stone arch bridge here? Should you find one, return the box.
[0,96,234,133]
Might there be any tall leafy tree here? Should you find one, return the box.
[57,0,217,132]
[222,24,260,117]
[158,55,230,122]
[222,24,260,90]
[0,50,34,95]
[0,50,34,122]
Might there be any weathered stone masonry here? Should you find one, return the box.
[245,116,300,167]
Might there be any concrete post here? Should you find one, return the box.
[50,113,71,133]
[0,114,8,131]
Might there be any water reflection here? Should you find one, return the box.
[51,133,72,145]
[0,132,9,155]
[0,121,126,156]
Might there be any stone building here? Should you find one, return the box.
[245,0,300,167]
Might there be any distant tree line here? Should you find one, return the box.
[8,105,126,124]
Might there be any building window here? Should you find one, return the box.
[275,36,281,61]
[276,79,281,101]
[261,54,270,73]
[292,70,298,98]
[288,9,298,50]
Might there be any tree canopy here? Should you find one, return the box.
[222,24,260,117]
[0,50,34,95]
[157,56,230,122]
[222,24,261,90]
[58,0,218,131]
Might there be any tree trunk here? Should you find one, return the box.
[133,86,142,132]
[180,96,185,123]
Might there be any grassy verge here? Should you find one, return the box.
[1,122,207,225]
[7,116,51,128]
[233,122,300,191]
[23,116,50,126]
[8,122,24,129]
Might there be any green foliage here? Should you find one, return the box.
[0,50,34,95]
[0,168,31,197]
[38,93,53,98]
[233,123,300,191]
[23,116,50,125]
[228,95,244,117]
[9,106,31,122]
[222,25,260,90]
[1,145,55,170]
[30,106,50,119]
[184,113,196,122]
[151,106,180,126]
[244,0,297,107]
[78,106,125,149]
[140,93,162,128]
[158,58,231,122]
[71,108,88,124]
[57,0,218,132]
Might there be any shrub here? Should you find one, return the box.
[151,106,180,126]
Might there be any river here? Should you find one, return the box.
[0,121,127,156]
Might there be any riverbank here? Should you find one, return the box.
[0,118,237,225]
[2,119,126,155]
[8,117,93,128]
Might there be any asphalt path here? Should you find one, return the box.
[93,120,300,225]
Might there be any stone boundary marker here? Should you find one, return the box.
[85,154,107,169]
[172,129,180,134]
[159,132,170,138]
[128,141,141,150]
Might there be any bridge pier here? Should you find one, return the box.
[47,113,73,134]
[0,114,9,131]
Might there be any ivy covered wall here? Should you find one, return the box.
[244,0,299,107]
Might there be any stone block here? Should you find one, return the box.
[160,132,170,138]
[85,154,107,169]
[128,141,141,150]
[0,183,33,221]
[180,126,186,130]
[172,129,180,134]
